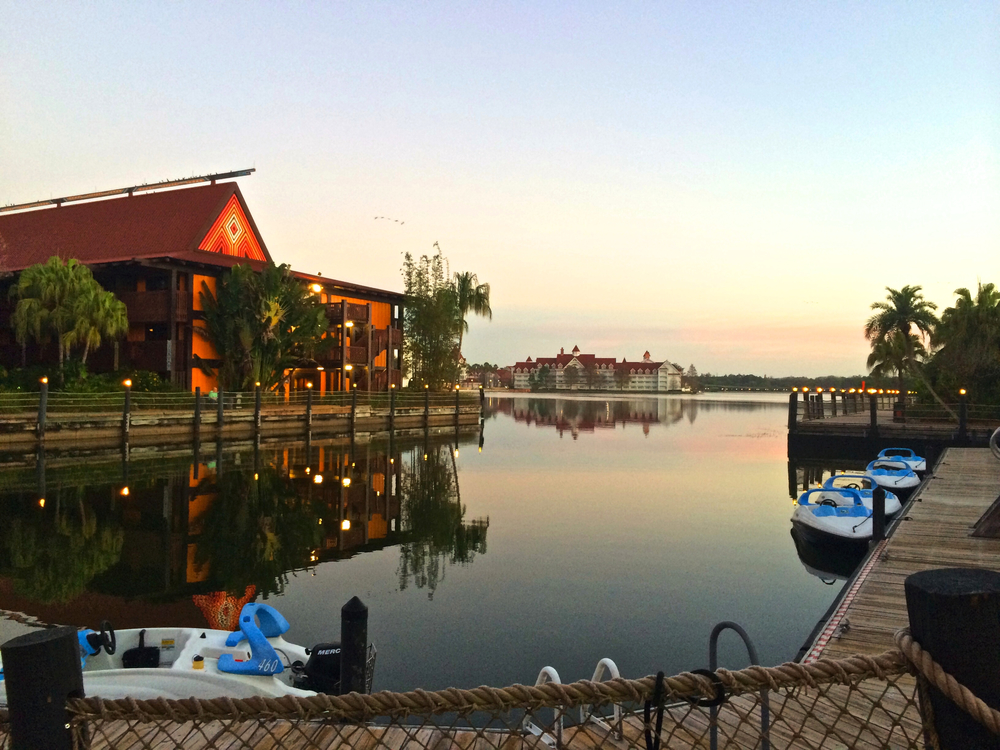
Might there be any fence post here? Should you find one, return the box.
[479,384,485,417]
[122,380,132,442]
[869,394,879,438]
[872,487,886,543]
[831,391,838,417]
[37,378,48,441]
[905,568,1000,749]
[217,387,225,433]
[340,596,369,695]
[424,384,430,427]
[958,393,968,444]
[455,385,460,428]
[389,385,396,431]
[350,382,357,432]
[254,384,262,436]
[193,386,201,438]
[787,393,797,433]
[306,386,313,432]
[1,626,84,750]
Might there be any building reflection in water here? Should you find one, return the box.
[489,396,698,439]
[0,431,487,629]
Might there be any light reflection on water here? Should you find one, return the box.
[0,393,850,692]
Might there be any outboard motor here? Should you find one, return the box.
[293,642,341,694]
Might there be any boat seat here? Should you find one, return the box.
[218,603,288,677]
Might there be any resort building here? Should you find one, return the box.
[510,346,683,392]
[0,171,404,393]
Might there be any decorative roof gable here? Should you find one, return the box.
[198,194,267,261]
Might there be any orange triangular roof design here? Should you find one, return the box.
[198,194,267,261]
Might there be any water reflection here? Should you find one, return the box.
[0,431,486,628]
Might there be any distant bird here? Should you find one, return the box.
[374,216,405,225]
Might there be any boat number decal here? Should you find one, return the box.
[259,659,281,673]
[161,639,175,650]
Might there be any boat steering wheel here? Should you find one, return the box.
[819,499,839,508]
[845,483,860,490]
[99,620,116,655]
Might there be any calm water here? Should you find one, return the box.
[0,393,850,691]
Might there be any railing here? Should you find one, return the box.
[326,301,372,323]
[118,290,192,323]
[709,622,769,750]
[522,666,564,747]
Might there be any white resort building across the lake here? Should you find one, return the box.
[510,346,683,392]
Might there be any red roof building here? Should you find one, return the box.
[509,346,682,392]
[0,176,404,392]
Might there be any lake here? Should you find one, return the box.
[0,392,848,692]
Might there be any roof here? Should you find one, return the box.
[0,183,271,273]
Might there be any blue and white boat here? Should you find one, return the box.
[791,488,873,545]
[823,474,902,516]
[866,459,920,492]
[876,447,926,474]
[0,603,374,703]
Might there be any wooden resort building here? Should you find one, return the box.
[0,171,404,393]
[510,346,683,392]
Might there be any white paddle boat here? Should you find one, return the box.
[876,447,926,474]
[791,488,873,546]
[823,474,902,516]
[865,459,920,493]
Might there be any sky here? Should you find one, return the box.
[1,2,998,376]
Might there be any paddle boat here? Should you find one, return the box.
[865,459,921,493]
[876,447,926,475]
[0,602,373,703]
[822,474,902,516]
[791,488,873,546]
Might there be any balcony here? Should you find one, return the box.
[320,346,370,367]
[119,291,191,323]
[325,301,371,324]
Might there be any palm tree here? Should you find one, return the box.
[72,286,129,365]
[452,271,491,355]
[864,285,952,415]
[867,330,927,397]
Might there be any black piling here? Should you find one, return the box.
[958,394,968,445]
[424,384,430,427]
[454,386,460,428]
[869,394,879,438]
[1,626,85,750]
[787,393,798,433]
[193,386,202,438]
[254,384,262,436]
[122,382,132,443]
[340,596,369,695]
[37,379,48,440]
[389,386,396,432]
[217,387,225,432]
[872,486,886,543]
[306,387,313,432]
[351,383,358,433]
[905,568,1000,749]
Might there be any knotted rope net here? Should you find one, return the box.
[38,648,936,750]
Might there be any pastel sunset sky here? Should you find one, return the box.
[2,2,997,376]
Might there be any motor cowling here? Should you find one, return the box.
[293,642,341,694]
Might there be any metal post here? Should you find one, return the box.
[254,385,262,436]
[424,385,430,427]
[193,386,201,437]
[122,382,132,442]
[389,386,396,432]
[958,394,968,444]
[37,379,48,440]
[872,486,886,543]
[1,626,85,750]
[787,393,797,433]
[217,387,225,432]
[869,394,879,438]
[306,387,313,432]
[905,568,1000,749]
[708,622,769,750]
[340,596,369,695]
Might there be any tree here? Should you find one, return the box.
[402,247,462,389]
[584,363,600,390]
[562,364,579,389]
[197,263,329,391]
[452,270,492,355]
[867,330,927,397]
[614,366,632,391]
[72,284,129,365]
[864,285,952,414]
[529,364,550,392]
[930,283,1000,402]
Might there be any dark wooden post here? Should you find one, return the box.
[193,386,201,438]
[958,393,968,444]
[905,568,1000,749]
[341,302,349,392]
[831,391,838,417]
[788,393,797,433]
[385,324,392,391]
[872,486,886,543]
[306,386,313,432]
[122,380,132,442]
[424,384,430,426]
[389,385,396,431]
[1,626,85,750]
[217,387,225,432]
[869,394,879,438]
[254,384,262,436]
[366,303,372,394]
[37,378,48,440]
[479,384,485,417]
[340,596,369,695]
[454,385,460,428]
